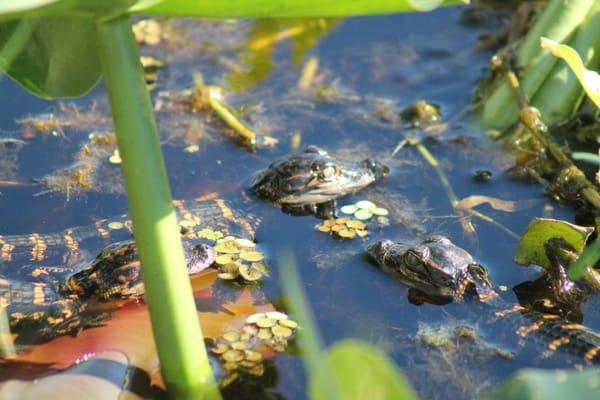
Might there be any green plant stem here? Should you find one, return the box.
[568,237,600,280]
[481,0,594,130]
[278,250,342,400]
[95,15,220,399]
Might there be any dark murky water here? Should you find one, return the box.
[0,6,596,400]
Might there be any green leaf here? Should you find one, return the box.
[0,0,60,15]
[541,37,600,109]
[310,339,418,400]
[135,0,466,18]
[514,218,593,270]
[0,16,101,98]
[483,368,600,400]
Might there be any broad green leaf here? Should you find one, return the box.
[0,0,60,15]
[136,0,466,18]
[0,17,101,98]
[541,37,600,108]
[310,339,418,400]
[482,368,600,400]
[514,218,593,270]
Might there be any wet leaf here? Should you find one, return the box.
[482,368,600,400]
[541,37,600,108]
[514,218,593,269]
[0,17,102,98]
[310,339,418,400]
[456,195,519,212]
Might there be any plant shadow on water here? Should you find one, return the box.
[0,6,595,400]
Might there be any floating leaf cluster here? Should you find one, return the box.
[213,236,269,282]
[197,228,225,241]
[317,217,368,239]
[211,311,299,382]
[340,200,389,221]
[132,19,162,46]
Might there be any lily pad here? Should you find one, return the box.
[514,218,593,270]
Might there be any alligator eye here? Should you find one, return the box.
[403,251,424,270]
[319,165,337,181]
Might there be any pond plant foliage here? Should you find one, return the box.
[0,0,462,398]
[3,0,600,399]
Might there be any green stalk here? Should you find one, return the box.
[481,0,593,130]
[278,250,342,400]
[533,2,600,125]
[95,16,220,399]
[568,237,600,280]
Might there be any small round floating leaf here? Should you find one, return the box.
[372,207,389,216]
[256,317,276,328]
[272,325,293,338]
[239,264,262,281]
[323,220,336,227]
[107,221,124,230]
[338,228,356,239]
[179,220,195,228]
[240,360,257,369]
[211,343,229,354]
[245,350,263,362]
[354,209,373,220]
[242,324,259,335]
[240,250,264,262]
[215,254,235,265]
[235,238,256,248]
[222,349,244,362]
[335,217,350,224]
[231,341,248,350]
[356,200,376,210]
[214,242,240,254]
[222,362,238,372]
[222,262,241,274]
[223,331,240,342]
[346,220,366,229]
[266,311,288,320]
[279,319,298,329]
[356,229,369,238]
[257,328,273,339]
[218,272,237,280]
[318,224,331,232]
[249,364,265,376]
[331,224,343,232]
[340,204,359,214]
[246,313,265,324]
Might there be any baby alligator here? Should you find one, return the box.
[2,239,215,342]
[252,145,388,218]
[368,235,600,364]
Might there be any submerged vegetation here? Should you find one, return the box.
[1,0,600,399]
